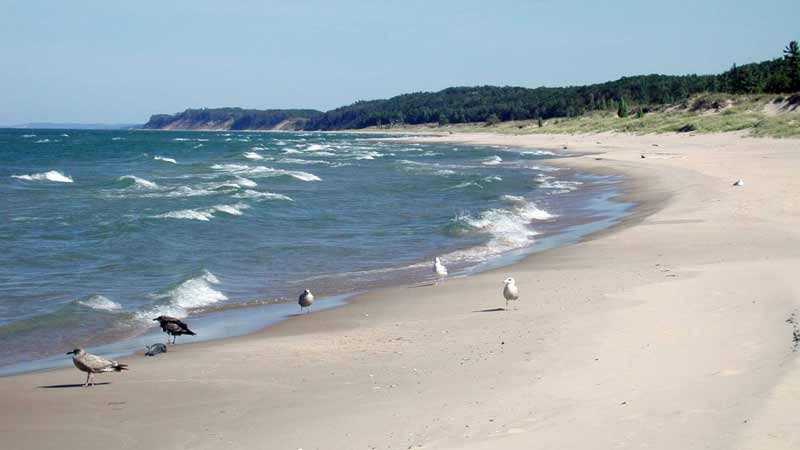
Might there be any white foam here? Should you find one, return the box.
[211,164,321,181]
[12,170,73,183]
[537,175,583,192]
[22,134,36,138]
[153,209,215,221]
[78,295,122,312]
[233,176,257,188]
[136,270,227,322]
[119,175,158,189]
[282,149,302,154]
[112,137,124,141]
[521,150,557,156]
[154,156,177,164]
[278,158,330,165]
[165,270,227,309]
[306,144,328,151]
[482,155,503,165]
[212,203,249,216]
[35,139,51,143]
[233,190,293,201]
[449,198,554,261]
[243,151,264,160]
[173,137,191,141]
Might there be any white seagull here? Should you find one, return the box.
[733,179,745,186]
[299,289,314,313]
[66,348,128,387]
[433,257,448,285]
[503,277,520,310]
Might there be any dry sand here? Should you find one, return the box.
[2,131,799,449]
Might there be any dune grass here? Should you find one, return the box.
[375,94,800,138]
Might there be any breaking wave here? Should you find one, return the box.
[78,295,123,312]
[12,170,74,183]
[154,156,177,164]
[118,175,158,189]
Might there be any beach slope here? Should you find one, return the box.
[2,132,799,449]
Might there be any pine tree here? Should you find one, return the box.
[783,41,800,91]
[617,98,628,118]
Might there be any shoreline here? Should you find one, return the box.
[2,131,800,449]
[0,149,631,377]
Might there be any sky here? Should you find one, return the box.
[1,0,798,124]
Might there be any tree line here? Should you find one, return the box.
[144,41,799,130]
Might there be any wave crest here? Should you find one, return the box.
[12,170,73,183]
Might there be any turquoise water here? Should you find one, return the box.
[0,129,630,373]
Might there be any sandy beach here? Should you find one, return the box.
[2,131,799,450]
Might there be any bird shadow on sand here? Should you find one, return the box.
[38,382,111,389]
[472,307,507,313]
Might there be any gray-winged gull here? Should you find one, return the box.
[299,289,314,313]
[66,348,128,387]
[503,277,520,310]
[433,257,448,285]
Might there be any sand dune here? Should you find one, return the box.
[2,131,799,449]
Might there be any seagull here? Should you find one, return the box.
[733,179,744,186]
[299,289,314,313]
[503,277,520,310]
[152,315,196,345]
[433,257,448,285]
[66,348,128,387]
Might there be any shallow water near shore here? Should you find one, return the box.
[0,129,631,375]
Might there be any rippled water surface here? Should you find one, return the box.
[0,129,628,370]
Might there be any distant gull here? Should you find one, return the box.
[153,315,196,345]
[733,179,745,186]
[299,289,314,313]
[145,343,168,357]
[433,257,448,285]
[66,348,128,387]
[503,277,520,310]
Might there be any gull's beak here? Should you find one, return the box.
[66,351,74,355]
[152,318,158,321]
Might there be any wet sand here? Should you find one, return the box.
[2,131,799,449]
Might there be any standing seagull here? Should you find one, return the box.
[433,257,448,285]
[66,348,128,387]
[299,289,314,313]
[153,315,196,345]
[503,277,520,310]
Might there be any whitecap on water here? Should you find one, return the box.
[211,164,321,181]
[153,209,215,221]
[233,190,293,201]
[447,196,554,262]
[77,295,122,312]
[482,155,503,165]
[134,271,227,322]
[11,170,73,183]
[243,151,264,160]
[119,175,158,189]
[154,155,178,164]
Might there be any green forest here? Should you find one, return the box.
[144,41,800,131]
[143,108,322,130]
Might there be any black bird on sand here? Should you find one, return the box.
[152,315,196,345]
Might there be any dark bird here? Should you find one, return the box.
[66,348,128,387]
[152,315,196,345]
[298,289,314,313]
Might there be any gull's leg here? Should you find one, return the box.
[84,372,90,387]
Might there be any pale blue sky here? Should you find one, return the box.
[1,0,797,124]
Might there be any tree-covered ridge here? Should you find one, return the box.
[304,41,799,130]
[142,41,799,131]
[143,108,322,130]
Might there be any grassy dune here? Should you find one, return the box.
[374,94,800,138]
